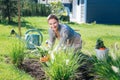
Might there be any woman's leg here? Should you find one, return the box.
[72,34,82,51]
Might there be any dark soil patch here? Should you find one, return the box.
[76,63,94,80]
[20,59,94,80]
[21,59,46,80]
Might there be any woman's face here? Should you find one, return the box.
[48,18,59,31]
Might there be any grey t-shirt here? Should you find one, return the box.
[48,24,81,50]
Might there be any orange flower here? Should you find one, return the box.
[99,48,106,50]
[40,55,50,62]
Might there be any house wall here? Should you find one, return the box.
[70,0,81,23]
[70,0,87,23]
[87,0,120,24]
[72,0,77,19]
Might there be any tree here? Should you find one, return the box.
[0,0,17,23]
[49,1,70,21]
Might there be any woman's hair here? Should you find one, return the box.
[47,14,59,21]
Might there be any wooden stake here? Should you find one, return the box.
[18,0,21,37]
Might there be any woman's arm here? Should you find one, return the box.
[48,29,56,49]
[54,29,69,51]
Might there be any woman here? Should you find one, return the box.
[47,14,82,52]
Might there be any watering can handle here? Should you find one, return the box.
[25,29,43,45]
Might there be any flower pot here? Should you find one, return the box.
[95,48,109,60]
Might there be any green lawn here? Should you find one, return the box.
[0,16,120,80]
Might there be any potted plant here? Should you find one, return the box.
[37,46,50,62]
[95,38,109,60]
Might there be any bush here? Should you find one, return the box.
[10,42,25,67]
[40,50,85,80]
[49,1,70,22]
[22,3,51,16]
[92,46,120,80]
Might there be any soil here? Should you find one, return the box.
[21,59,46,80]
[21,59,94,80]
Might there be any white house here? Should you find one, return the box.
[38,0,120,24]
[37,0,85,23]
[71,0,120,24]
[70,0,87,24]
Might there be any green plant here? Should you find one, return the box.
[50,1,64,15]
[0,0,17,23]
[37,46,50,62]
[22,1,51,16]
[92,46,120,80]
[10,42,25,67]
[49,1,70,21]
[37,46,49,57]
[40,50,85,80]
[95,38,106,49]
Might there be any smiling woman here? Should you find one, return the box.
[47,14,82,52]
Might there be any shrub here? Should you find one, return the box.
[37,46,49,57]
[49,1,70,22]
[10,42,25,67]
[22,2,51,16]
[92,45,120,80]
[40,50,85,80]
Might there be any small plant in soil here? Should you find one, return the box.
[37,46,49,57]
[95,38,106,50]
[10,42,25,67]
[92,48,120,80]
[37,46,50,62]
[95,38,109,60]
[40,50,85,80]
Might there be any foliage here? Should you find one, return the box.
[21,1,51,16]
[37,46,49,57]
[0,62,34,80]
[49,1,69,21]
[92,45,120,80]
[0,0,51,23]
[10,41,25,67]
[40,50,85,80]
[50,1,64,15]
[95,38,106,49]
[59,15,70,22]
[0,0,17,23]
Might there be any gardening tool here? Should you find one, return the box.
[25,29,43,49]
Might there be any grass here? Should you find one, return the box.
[92,48,120,80]
[78,24,120,54]
[0,62,34,80]
[10,41,25,67]
[40,50,85,80]
[0,16,120,79]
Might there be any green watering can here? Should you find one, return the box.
[25,29,43,49]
